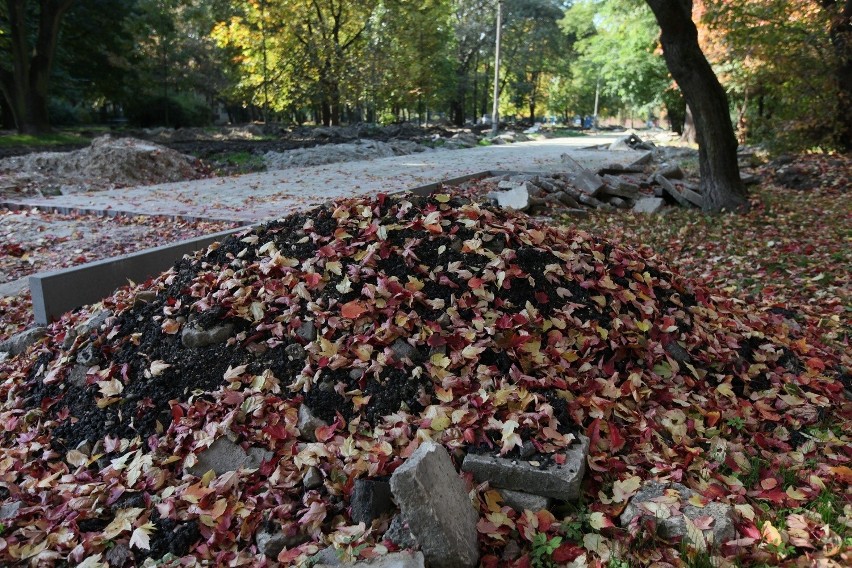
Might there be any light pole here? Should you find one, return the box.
[491,0,502,137]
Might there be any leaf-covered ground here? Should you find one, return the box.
[0,158,849,568]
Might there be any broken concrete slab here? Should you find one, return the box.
[296,320,316,342]
[499,489,551,512]
[632,197,665,214]
[600,175,640,200]
[255,527,308,559]
[655,175,695,209]
[351,479,395,525]
[181,323,234,349]
[560,154,606,196]
[606,197,632,209]
[385,514,418,548]
[620,481,736,547]
[0,326,47,357]
[186,436,273,477]
[486,184,530,211]
[297,405,329,442]
[655,164,684,180]
[462,434,589,501]
[304,466,323,490]
[390,440,479,568]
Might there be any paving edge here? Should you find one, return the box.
[25,170,520,324]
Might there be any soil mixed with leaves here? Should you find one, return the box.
[0,187,850,567]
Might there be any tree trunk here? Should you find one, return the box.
[645,0,749,213]
[0,0,74,134]
[529,101,536,124]
[681,105,697,144]
[822,0,852,150]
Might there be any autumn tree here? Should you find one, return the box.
[645,0,749,213]
[0,0,75,134]
[822,0,852,149]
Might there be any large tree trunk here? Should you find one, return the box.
[645,0,749,213]
[822,0,852,150]
[0,0,74,134]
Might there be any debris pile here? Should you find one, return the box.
[0,135,209,196]
[264,139,431,170]
[0,192,847,566]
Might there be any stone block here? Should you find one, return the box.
[601,175,640,200]
[0,501,22,520]
[499,489,551,512]
[385,514,417,548]
[462,434,589,501]
[186,437,272,477]
[655,175,695,208]
[620,481,736,547]
[351,479,395,525]
[304,466,323,490]
[298,405,328,442]
[486,184,530,211]
[632,197,665,214]
[315,551,426,568]
[390,440,479,568]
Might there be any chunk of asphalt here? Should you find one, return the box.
[297,405,328,442]
[461,434,590,501]
[389,440,479,568]
[351,479,395,525]
[498,489,551,512]
[620,481,736,547]
[0,327,46,356]
[181,323,234,349]
[303,466,323,490]
[185,437,272,477]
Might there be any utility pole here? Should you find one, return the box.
[491,0,502,137]
[592,75,600,130]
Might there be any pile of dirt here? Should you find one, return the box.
[264,139,431,170]
[0,135,210,196]
[0,192,847,566]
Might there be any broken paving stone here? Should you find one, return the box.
[285,342,307,361]
[351,478,395,525]
[68,364,89,388]
[297,404,329,442]
[632,197,665,214]
[256,528,308,559]
[560,155,606,196]
[485,183,530,211]
[186,436,272,477]
[75,343,101,366]
[462,434,590,501]
[390,440,480,568]
[181,323,234,349]
[304,466,323,490]
[499,489,551,512]
[0,326,46,356]
[655,163,684,180]
[62,309,113,349]
[0,501,22,520]
[620,481,736,547]
[606,197,632,209]
[385,514,418,548]
[133,290,158,308]
[655,175,695,209]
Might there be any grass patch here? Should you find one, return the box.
[0,132,87,148]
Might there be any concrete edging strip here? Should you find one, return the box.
[26,171,505,324]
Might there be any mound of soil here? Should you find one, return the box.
[264,139,431,170]
[0,192,847,566]
[0,135,209,196]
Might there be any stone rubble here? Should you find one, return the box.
[185,436,273,477]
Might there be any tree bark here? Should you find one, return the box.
[0,0,74,134]
[645,0,749,213]
[821,0,852,150]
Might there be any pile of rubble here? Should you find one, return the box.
[476,135,761,216]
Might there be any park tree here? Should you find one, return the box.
[0,0,75,134]
[645,0,749,213]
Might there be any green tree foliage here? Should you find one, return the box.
[561,0,670,123]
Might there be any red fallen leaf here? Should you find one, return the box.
[608,421,625,452]
[479,555,501,568]
[553,543,584,562]
[304,273,322,288]
[340,300,368,319]
[536,509,556,532]
[806,357,825,371]
[468,277,484,289]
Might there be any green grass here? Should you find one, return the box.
[0,132,87,147]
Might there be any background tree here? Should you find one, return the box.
[645,0,749,213]
[0,0,75,133]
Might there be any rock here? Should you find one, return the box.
[462,434,590,501]
[606,197,632,209]
[297,320,316,342]
[629,151,654,167]
[62,309,113,349]
[351,479,395,525]
[600,175,640,200]
[0,501,22,520]
[563,208,590,219]
[255,530,290,559]
[385,514,418,548]
[740,173,760,185]
[304,466,323,490]
[68,365,89,388]
[75,343,101,366]
[450,132,479,148]
[391,338,417,362]
[499,489,551,512]
[656,163,684,180]
[297,405,328,442]
[0,327,46,356]
[181,323,234,349]
[133,290,158,308]
[560,155,605,196]
[285,343,307,361]
[655,175,696,209]
[610,134,655,152]
[390,440,480,568]
[620,481,736,547]
[664,341,692,365]
[104,542,134,566]
[186,437,272,477]
[314,546,342,566]
[485,184,530,211]
[502,540,522,562]
[315,551,426,568]
[519,440,536,459]
[632,197,665,214]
